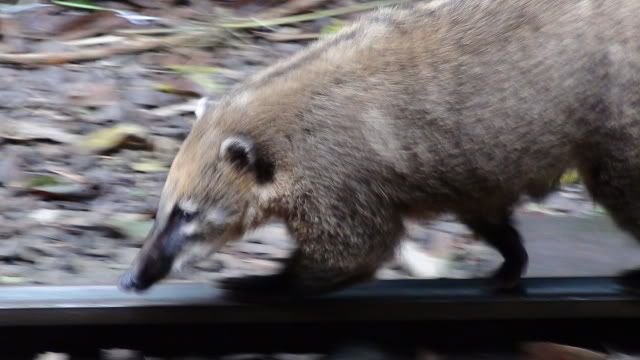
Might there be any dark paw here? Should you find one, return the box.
[118,270,152,294]
[218,273,303,302]
[486,263,525,293]
[616,269,640,293]
[220,273,288,292]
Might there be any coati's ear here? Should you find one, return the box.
[194,97,209,121]
[220,136,274,183]
[220,136,255,168]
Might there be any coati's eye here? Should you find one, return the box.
[182,208,197,222]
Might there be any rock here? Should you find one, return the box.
[193,258,224,272]
[68,82,118,108]
[220,355,265,360]
[322,345,395,360]
[275,355,323,360]
[0,154,22,186]
[58,260,79,274]
[24,241,66,258]
[126,87,179,108]
[0,243,37,264]
[30,208,97,227]
[91,103,127,123]
[34,352,69,360]
[0,89,29,109]
[81,247,115,259]
[243,222,294,249]
[101,349,144,360]
[234,241,274,257]
[395,240,449,278]
[425,219,470,236]
[375,267,407,280]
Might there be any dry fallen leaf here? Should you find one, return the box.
[51,11,130,41]
[29,183,100,201]
[154,77,203,97]
[130,159,167,173]
[77,123,151,154]
[0,119,80,144]
[12,175,100,201]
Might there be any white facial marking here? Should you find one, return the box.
[181,222,200,236]
[179,199,198,213]
[172,241,216,272]
[206,207,229,225]
[195,97,209,120]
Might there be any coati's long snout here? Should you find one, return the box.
[119,206,191,292]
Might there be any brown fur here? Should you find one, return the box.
[122,0,640,295]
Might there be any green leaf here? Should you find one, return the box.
[0,276,25,285]
[164,65,224,94]
[184,73,221,94]
[165,65,224,74]
[26,175,65,187]
[320,19,345,35]
[153,83,199,96]
[131,160,167,173]
[52,0,112,11]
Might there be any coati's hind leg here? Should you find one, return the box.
[459,210,528,291]
[220,195,404,300]
[577,143,640,291]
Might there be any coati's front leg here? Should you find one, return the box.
[220,196,404,299]
[460,211,529,291]
[219,249,379,299]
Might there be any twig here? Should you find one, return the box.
[259,0,331,19]
[115,28,180,35]
[0,34,198,66]
[143,99,202,118]
[221,0,408,29]
[254,31,321,42]
[46,167,89,184]
[63,35,125,47]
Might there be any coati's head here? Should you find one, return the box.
[119,96,278,292]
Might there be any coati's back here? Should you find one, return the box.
[196,0,640,213]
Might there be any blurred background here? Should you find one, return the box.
[0,0,638,291]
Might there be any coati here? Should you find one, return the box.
[119,0,640,296]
